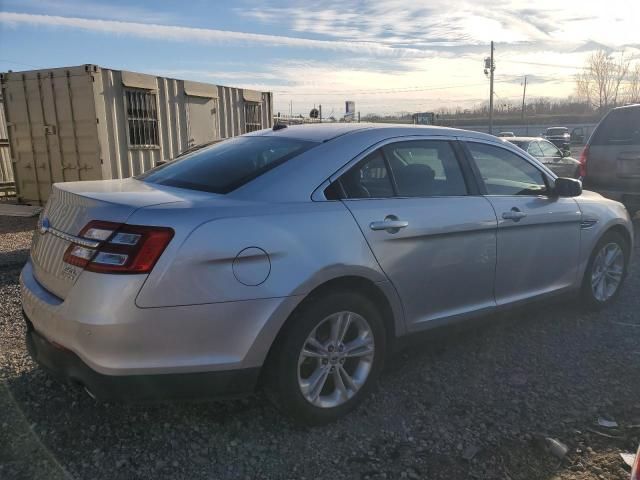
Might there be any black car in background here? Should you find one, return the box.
[506,137,581,179]
[581,104,640,216]
[544,127,571,151]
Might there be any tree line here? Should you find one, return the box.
[575,50,640,111]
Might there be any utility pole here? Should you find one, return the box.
[319,104,322,123]
[521,75,527,122]
[488,41,495,134]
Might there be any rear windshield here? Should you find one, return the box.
[546,128,568,135]
[139,136,317,193]
[508,140,528,149]
[591,107,640,146]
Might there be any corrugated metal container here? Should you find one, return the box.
[1,64,273,204]
[0,93,14,191]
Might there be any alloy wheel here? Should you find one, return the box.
[297,311,375,408]
[591,242,624,302]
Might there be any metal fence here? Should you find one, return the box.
[272,114,323,126]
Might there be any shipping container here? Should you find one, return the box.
[0,93,14,198]
[1,65,273,204]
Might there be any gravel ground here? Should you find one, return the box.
[1,215,639,480]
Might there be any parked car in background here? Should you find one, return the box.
[506,137,581,179]
[581,104,640,216]
[545,127,571,151]
[21,124,633,425]
[497,132,515,138]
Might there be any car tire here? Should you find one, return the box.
[581,231,630,310]
[264,291,386,425]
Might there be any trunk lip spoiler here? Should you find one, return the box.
[37,218,101,249]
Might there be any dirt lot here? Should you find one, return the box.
[1,215,639,480]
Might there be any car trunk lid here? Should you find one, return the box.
[30,178,203,299]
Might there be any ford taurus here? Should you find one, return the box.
[21,124,633,424]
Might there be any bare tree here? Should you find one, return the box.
[626,63,640,104]
[575,50,630,110]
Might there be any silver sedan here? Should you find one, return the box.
[21,124,633,424]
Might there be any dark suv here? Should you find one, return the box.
[581,104,640,216]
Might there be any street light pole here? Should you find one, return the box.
[521,75,527,121]
[489,41,495,135]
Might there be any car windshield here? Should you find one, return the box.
[547,128,568,135]
[138,136,317,193]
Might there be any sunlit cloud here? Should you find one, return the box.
[0,12,424,57]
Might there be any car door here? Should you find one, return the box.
[464,140,582,305]
[337,138,498,330]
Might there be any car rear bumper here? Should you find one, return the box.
[24,313,260,400]
[20,259,301,379]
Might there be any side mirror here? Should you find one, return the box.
[561,150,571,158]
[554,177,582,197]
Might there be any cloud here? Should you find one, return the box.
[2,0,174,23]
[0,12,424,57]
[239,0,640,52]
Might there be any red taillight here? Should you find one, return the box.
[579,145,589,178]
[63,221,174,274]
[632,446,640,480]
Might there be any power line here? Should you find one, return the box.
[0,59,44,69]
[273,80,513,96]
[507,60,583,71]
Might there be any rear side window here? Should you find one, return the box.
[383,141,467,196]
[139,136,316,193]
[467,142,548,196]
[591,107,640,146]
[341,150,394,199]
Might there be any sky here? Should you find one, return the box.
[1,0,639,116]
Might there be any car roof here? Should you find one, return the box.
[506,136,544,142]
[247,122,497,143]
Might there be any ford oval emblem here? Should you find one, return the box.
[38,217,50,235]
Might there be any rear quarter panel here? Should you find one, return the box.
[132,200,395,308]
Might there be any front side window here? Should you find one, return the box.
[539,140,562,157]
[341,149,394,199]
[467,142,548,196]
[383,141,467,197]
[125,89,159,148]
[139,136,316,194]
